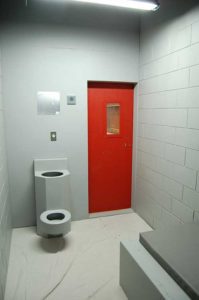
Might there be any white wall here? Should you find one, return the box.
[136,0,199,228]
[0,45,12,298]
[2,22,139,227]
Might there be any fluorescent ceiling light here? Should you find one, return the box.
[72,0,159,11]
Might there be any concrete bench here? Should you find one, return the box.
[120,240,190,300]
[140,223,199,299]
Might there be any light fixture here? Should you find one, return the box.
[72,0,159,11]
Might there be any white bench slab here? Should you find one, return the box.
[140,223,199,299]
[120,240,190,300]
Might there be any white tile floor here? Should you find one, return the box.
[5,213,151,300]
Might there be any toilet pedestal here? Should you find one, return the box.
[34,158,71,238]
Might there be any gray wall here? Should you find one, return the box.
[2,21,139,227]
[135,0,199,228]
[0,45,12,298]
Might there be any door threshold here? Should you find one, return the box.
[89,208,134,219]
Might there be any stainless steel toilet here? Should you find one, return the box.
[34,158,71,238]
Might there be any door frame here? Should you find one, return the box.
[87,81,135,214]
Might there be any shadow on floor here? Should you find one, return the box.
[38,236,68,253]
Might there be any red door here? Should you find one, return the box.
[88,82,134,213]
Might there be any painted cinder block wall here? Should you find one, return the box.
[0,46,12,299]
[135,0,199,228]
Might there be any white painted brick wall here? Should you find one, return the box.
[155,208,181,229]
[138,137,165,158]
[197,173,199,192]
[183,186,199,211]
[140,69,189,94]
[136,2,199,229]
[186,149,199,170]
[192,19,199,43]
[194,211,199,223]
[172,198,193,223]
[136,187,161,227]
[139,108,187,127]
[190,65,199,86]
[137,163,183,200]
[188,109,199,129]
[175,128,199,150]
[164,144,185,165]
[176,87,199,108]
[170,26,191,51]
[0,46,12,298]
[139,124,176,143]
[137,177,172,211]
[162,177,183,200]
[172,164,196,189]
[140,91,177,109]
[139,151,196,189]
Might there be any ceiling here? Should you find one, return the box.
[0,0,141,31]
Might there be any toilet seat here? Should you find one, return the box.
[40,209,71,225]
[40,209,71,236]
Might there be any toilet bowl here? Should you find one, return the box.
[34,158,72,238]
[40,209,71,236]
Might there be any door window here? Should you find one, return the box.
[106,103,120,135]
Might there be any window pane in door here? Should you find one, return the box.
[107,103,120,135]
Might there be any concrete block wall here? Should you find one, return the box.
[136,0,199,229]
[0,45,12,298]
